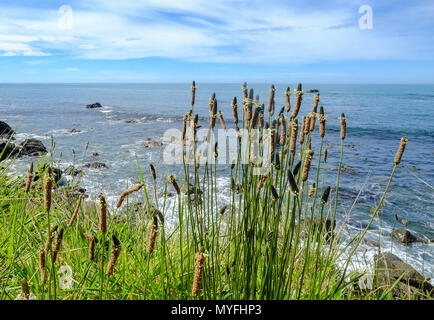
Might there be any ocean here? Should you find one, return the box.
[0,83,433,282]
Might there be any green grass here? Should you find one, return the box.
[0,87,418,300]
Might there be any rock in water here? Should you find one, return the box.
[64,165,80,176]
[391,228,426,244]
[0,141,20,160]
[86,102,102,109]
[374,252,433,299]
[18,139,48,157]
[83,162,107,169]
[0,121,15,139]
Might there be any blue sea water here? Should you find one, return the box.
[0,83,433,281]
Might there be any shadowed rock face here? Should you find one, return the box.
[0,138,47,161]
[391,228,427,244]
[375,252,433,299]
[18,139,48,157]
[0,121,15,139]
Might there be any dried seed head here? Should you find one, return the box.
[169,175,181,195]
[308,183,316,197]
[301,149,314,181]
[287,170,299,195]
[181,114,187,141]
[191,80,196,107]
[324,148,328,163]
[279,116,286,146]
[289,119,298,152]
[192,247,206,297]
[21,278,30,300]
[321,186,331,204]
[299,116,306,144]
[291,83,303,119]
[268,84,276,113]
[106,235,122,275]
[43,168,53,211]
[258,110,264,130]
[258,175,268,190]
[402,218,409,227]
[116,183,144,208]
[309,111,316,132]
[150,164,156,180]
[285,86,291,112]
[313,93,320,109]
[52,228,64,263]
[147,224,158,254]
[230,159,236,170]
[209,92,216,112]
[83,233,97,260]
[269,127,276,156]
[231,97,239,124]
[318,106,326,138]
[242,82,248,103]
[394,136,408,165]
[210,99,217,129]
[98,195,107,235]
[218,110,226,130]
[67,195,83,227]
[339,113,347,140]
[251,107,259,128]
[39,250,46,283]
[24,162,34,193]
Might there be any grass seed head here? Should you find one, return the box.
[394,136,408,165]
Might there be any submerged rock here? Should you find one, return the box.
[0,121,15,139]
[123,119,137,123]
[83,162,107,169]
[64,165,80,176]
[374,252,433,299]
[391,228,427,244]
[143,138,163,148]
[86,102,102,109]
[67,128,81,133]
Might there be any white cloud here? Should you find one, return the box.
[0,1,432,62]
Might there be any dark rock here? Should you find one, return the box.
[18,139,47,157]
[83,162,107,169]
[339,164,356,174]
[143,139,163,148]
[86,102,102,109]
[91,152,99,157]
[67,128,81,133]
[64,165,80,176]
[0,141,20,161]
[391,228,426,244]
[185,183,203,195]
[123,119,137,123]
[374,252,433,299]
[0,121,15,139]
[306,89,319,93]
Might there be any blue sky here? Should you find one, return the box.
[0,0,433,83]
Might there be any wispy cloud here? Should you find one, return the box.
[0,0,433,64]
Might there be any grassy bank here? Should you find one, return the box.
[0,83,428,300]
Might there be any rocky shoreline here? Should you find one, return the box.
[1,115,433,299]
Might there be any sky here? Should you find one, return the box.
[0,0,433,83]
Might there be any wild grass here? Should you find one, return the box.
[0,82,419,300]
